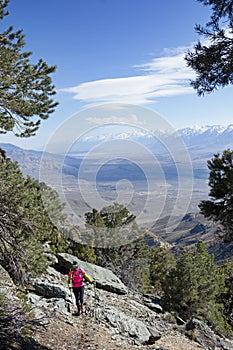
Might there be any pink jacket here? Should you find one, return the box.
[68,268,86,288]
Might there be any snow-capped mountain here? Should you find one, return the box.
[1,124,233,176]
[178,124,228,136]
[1,124,232,223]
[177,124,233,148]
[80,129,154,142]
[78,124,233,141]
[70,124,233,154]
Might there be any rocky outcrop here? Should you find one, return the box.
[186,318,233,350]
[27,258,164,345]
[23,252,233,348]
[33,281,69,299]
[2,251,228,349]
[99,305,161,345]
[57,252,128,295]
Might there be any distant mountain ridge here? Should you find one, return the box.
[0,142,82,180]
[1,123,232,182]
[179,124,233,135]
[1,123,233,155]
[66,123,233,155]
[76,123,233,141]
[1,125,233,262]
[177,124,233,147]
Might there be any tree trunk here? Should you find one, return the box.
[0,253,28,285]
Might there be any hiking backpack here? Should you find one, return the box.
[72,268,84,284]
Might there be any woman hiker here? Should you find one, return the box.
[68,262,93,316]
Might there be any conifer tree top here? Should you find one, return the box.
[0,0,58,137]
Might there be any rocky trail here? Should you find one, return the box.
[2,252,233,350]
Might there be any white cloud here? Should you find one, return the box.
[61,45,196,105]
[86,113,143,125]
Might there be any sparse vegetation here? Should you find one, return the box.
[0,268,43,350]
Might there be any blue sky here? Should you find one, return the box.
[1,0,233,150]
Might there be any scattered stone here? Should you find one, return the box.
[143,300,163,313]
[99,306,151,343]
[2,252,232,350]
[147,325,162,342]
[186,318,218,349]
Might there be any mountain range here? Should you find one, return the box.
[1,124,233,261]
[0,123,233,228]
[0,124,233,181]
[69,123,233,154]
[72,123,233,141]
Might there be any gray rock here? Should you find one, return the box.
[218,340,233,350]
[33,280,70,300]
[45,253,58,265]
[142,294,163,313]
[186,318,217,350]
[99,306,154,344]
[57,253,128,295]
[144,301,163,313]
[52,298,71,316]
[176,316,186,325]
[143,294,161,304]
[31,307,48,324]
[27,292,41,305]
[146,325,162,344]
[46,266,61,278]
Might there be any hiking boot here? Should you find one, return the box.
[72,306,81,316]
[81,305,86,313]
[72,311,80,316]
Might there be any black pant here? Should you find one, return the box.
[72,286,84,310]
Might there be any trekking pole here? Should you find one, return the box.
[70,287,73,302]
[68,287,74,313]
[92,280,97,320]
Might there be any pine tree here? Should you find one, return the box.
[84,204,151,291]
[84,203,137,250]
[185,0,233,95]
[84,203,137,248]
[0,0,58,137]
[162,241,225,331]
[219,260,233,333]
[199,149,233,242]
[85,208,105,228]
[0,153,66,284]
[100,203,136,228]
[149,246,176,292]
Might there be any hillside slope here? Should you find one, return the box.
[150,212,233,263]
[24,253,233,350]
